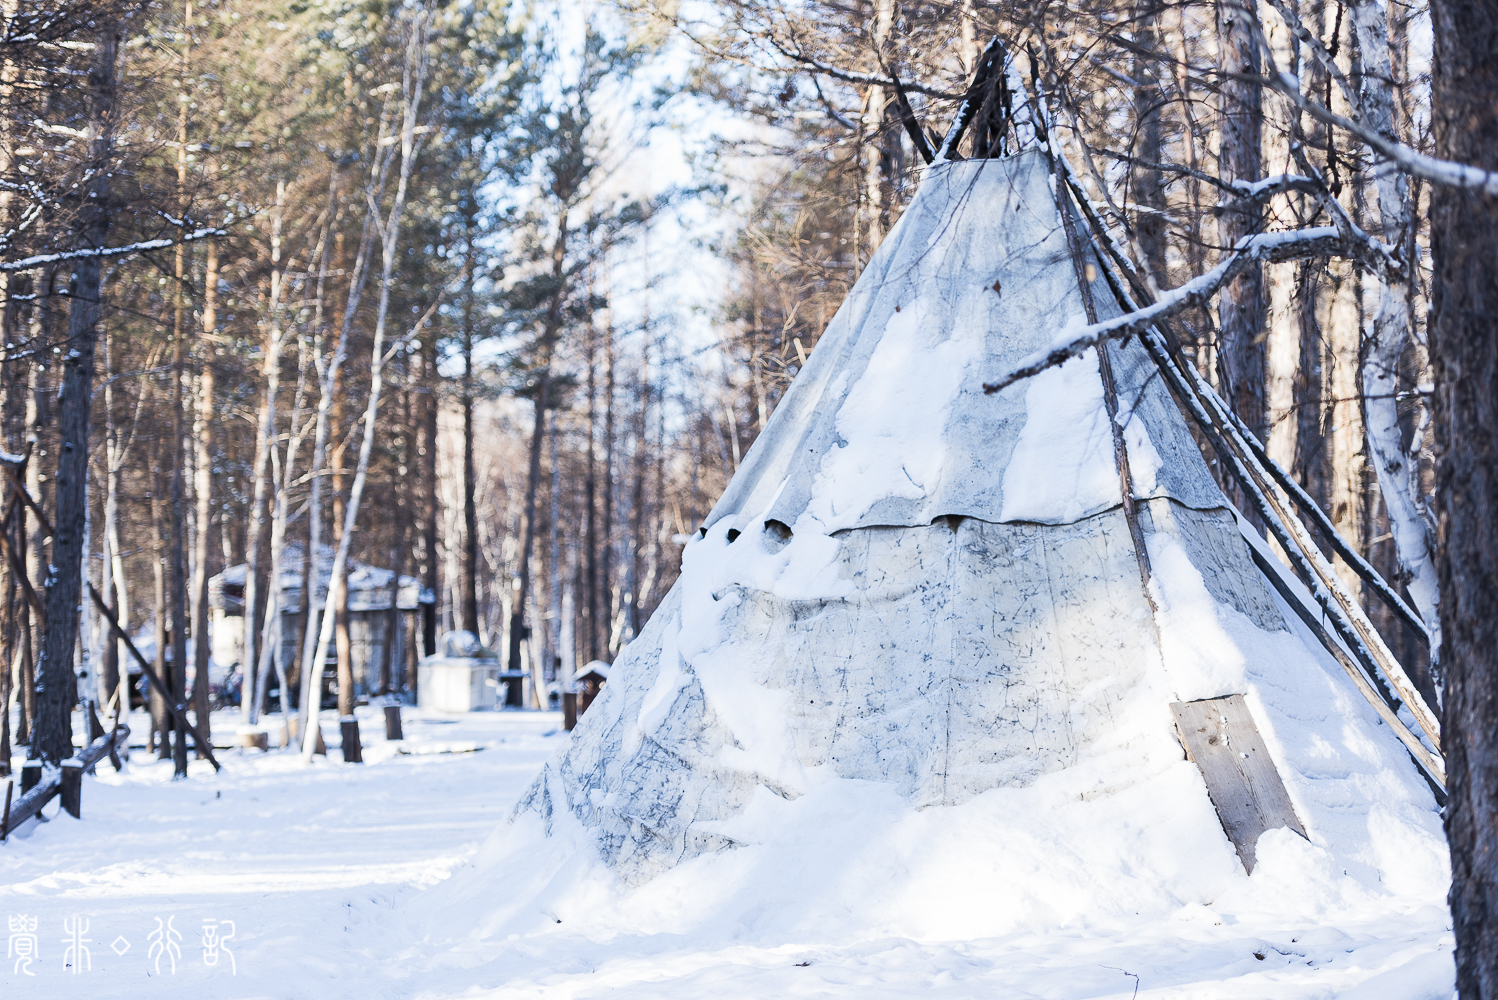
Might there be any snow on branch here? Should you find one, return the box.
[0,226,225,272]
[1095,150,1318,210]
[1222,173,1320,205]
[1279,77,1498,195]
[982,226,1354,394]
[1250,7,1498,197]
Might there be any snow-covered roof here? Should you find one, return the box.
[210,542,433,614]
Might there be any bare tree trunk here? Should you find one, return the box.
[20,294,47,749]
[1429,2,1498,994]
[302,8,428,758]
[296,139,381,747]
[1,285,20,768]
[461,223,480,636]
[543,402,560,708]
[1215,0,1268,443]
[150,449,168,757]
[168,271,189,775]
[93,392,116,717]
[241,179,291,726]
[1328,262,1368,588]
[381,459,408,695]
[163,2,193,776]
[190,241,218,753]
[507,209,568,703]
[104,411,128,730]
[1349,0,1442,659]
[1131,0,1167,285]
[627,343,648,640]
[601,322,616,655]
[861,0,896,254]
[257,327,312,730]
[97,310,139,739]
[332,385,355,718]
[584,322,599,661]
[33,23,119,765]
[420,335,438,659]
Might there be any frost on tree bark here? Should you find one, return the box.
[33,24,118,765]
[1430,0,1498,995]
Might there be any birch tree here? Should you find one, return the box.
[300,5,431,760]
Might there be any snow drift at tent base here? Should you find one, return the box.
[396,152,1452,998]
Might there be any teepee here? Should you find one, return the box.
[431,58,1448,950]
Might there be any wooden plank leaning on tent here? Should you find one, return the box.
[1172,695,1306,873]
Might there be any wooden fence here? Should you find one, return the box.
[1,725,131,841]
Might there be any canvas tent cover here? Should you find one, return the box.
[419,152,1445,953]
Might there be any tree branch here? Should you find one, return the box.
[0,227,227,272]
[983,226,1369,393]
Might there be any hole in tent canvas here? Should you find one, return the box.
[764,519,793,553]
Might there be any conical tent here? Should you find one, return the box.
[424,151,1446,955]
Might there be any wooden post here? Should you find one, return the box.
[20,760,39,794]
[563,692,577,731]
[87,582,221,771]
[383,704,402,741]
[59,762,81,819]
[339,716,362,764]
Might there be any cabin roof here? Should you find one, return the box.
[210,542,434,615]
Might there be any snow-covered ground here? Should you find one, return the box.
[1,705,1455,999]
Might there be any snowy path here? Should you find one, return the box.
[1,708,1455,999]
[1,705,557,998]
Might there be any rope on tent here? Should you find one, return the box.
[1048,165,1446,791]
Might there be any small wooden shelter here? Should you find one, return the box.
[209,542,434,700]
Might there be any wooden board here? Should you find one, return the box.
[1171,695,1306,873]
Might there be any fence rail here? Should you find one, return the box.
[2,724,131,842]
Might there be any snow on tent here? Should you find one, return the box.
[412,88,1448,982]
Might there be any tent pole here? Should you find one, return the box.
[1056,156,1429,648]
[1054,164,1444,764]
[1051,169,1160,617]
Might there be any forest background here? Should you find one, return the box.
[3,0,1498,991]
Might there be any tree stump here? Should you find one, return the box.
[340,717,363,764]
